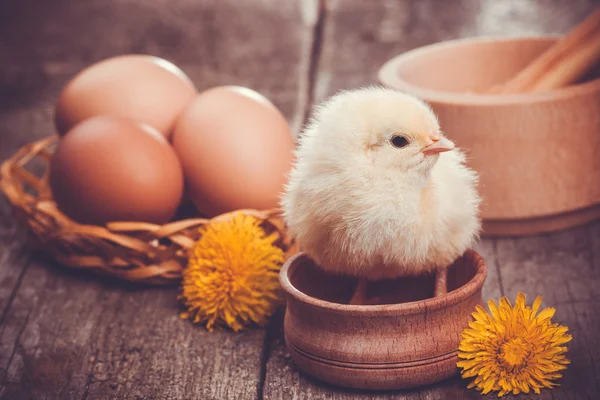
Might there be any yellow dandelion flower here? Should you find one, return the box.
[179,213,285,332]
[457,292,572,397]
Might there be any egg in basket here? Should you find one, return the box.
[0,54,298,286]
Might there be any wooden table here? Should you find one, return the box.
[1,1,599,399]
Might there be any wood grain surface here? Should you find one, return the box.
[1,0,599,399]
[0,1,315,399]
[263,0,600,399]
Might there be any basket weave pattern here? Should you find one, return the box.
[0,136,296,285]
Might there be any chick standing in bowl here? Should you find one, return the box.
[281,86,481,305]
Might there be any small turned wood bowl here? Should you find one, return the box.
[379,36,600,236]
[279,250,486,391]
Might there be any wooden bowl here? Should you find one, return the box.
[379,36,600,236]
[279,250,486,390]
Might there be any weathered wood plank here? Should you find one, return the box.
[494,224,600,400]
[590,222,600,394]
[0,0,312,135]
[264,0,600,399]
[0,198,32,394]
[0,264,269,400]
[0,198,29,312]
[0,72,57,400]
[477,239,503,301]
[0,0,315,399]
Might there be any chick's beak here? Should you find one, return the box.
[422,136,455,156]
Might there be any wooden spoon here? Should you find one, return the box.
[489,8,600,94]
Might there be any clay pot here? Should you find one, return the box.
[279,250,486,390]
[378,36,600,236]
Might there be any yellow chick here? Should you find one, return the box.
[281,86,481,304]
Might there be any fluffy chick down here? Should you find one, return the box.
[281,86,481,280]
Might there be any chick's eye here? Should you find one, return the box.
[390,135,409,148]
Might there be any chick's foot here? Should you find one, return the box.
[348,278,384,305]
[434,267,448,297]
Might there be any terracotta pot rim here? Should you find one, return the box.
[279,249,487,316]
[378,35,600,106]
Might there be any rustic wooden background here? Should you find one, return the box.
[1,0,600,399]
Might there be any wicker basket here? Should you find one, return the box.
[0,136,297,285]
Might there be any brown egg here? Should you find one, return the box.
[172,86,295,217]
[54,55,197,138]
[49,115,184,225]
